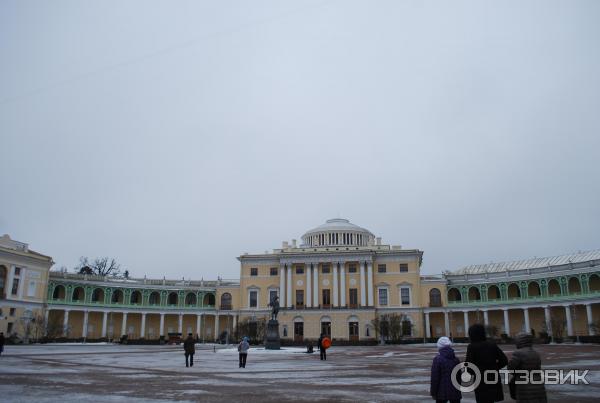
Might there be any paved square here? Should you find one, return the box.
[1,343,599,402]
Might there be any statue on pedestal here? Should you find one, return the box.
[265,295,281,350]
[269,295,280,321]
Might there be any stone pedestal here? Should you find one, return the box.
[265,319,281,350]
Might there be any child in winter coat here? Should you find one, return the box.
[238,337,250,368]
[430,336,462,403]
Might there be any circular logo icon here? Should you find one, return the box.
[451,361,481,392]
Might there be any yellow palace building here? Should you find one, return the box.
[1,219,600,343]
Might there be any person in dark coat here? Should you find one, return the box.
[238,336,249,368]
[0,332,5,356]
[466,324,508,403]
[317,333,327,361]
[508,333,547,403]
[183,333,195,367]
[431,336,462,403]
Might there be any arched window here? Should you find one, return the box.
[72,287,85,301]
[52,284,66,300]
[429,288,442,307]
[185,292,197,306]
[568,277,582,294]
[548,279,561,296]
[203,293,215,306]
[220,293,232,310]
[447,288,461,302]
[130,290,142,304]
[0,265,7,299]
[527,282,541,297]
[149,291,160,305]
[168,292,178,306]
[488,285,501,300]
[91,288,104,303]
[590,274,600,292]
[507,283,521,299]
[468,287,481,301]
[112,289,124,303]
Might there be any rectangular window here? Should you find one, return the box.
[349,289,358,307]
[401,288,410,305]
[295,266,304,275]
[7,322,13,334]
[348,264,357,273]
[399,263,408,272]
[250,268,258,276]
[11,278,19,295]
[349,322,359,338]
[249,291,258,308]
[14,267,21,276]
[27,281,36,297]
[322,289,331,307]
[270,267,278,276]
[322,264,330,274]
[378,288,388,306]
[296,290,304,308]
[269,290,278,303]
[378,264,386,273]
[10,307,16,316]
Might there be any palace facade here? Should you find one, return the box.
[1,219,599,343]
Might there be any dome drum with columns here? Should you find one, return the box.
[301,218,376,247]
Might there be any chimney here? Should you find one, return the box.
[376,237,382,245]
[282,241,289,249]
[291,239,297,248]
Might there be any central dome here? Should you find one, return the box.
[301,218,375,247]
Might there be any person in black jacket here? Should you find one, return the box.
[183,333,195,367]
[465,324,508,403]
[0,332,5,356]
[317,333,327,361]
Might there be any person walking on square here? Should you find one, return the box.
[0,332,5,356]
[317,333,327,361]
[238,336,249,368]
[507,333,547,403]
[430,336,461,403]
[466,324,508,403]
[183,333,195,367]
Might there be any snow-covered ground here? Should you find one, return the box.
[0,343,598,402]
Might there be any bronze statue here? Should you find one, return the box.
[269,295,280,321]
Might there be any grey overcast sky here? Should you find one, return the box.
[1,0,599,279]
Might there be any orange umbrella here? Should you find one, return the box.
[322,337,332,349]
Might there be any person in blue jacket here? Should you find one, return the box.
[430,336,462,403]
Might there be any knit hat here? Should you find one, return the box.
[515,333,533,349]
[437,336,452,349]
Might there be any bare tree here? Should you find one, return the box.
[75,256,123,277]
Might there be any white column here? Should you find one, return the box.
[101,312,108,338]
[313,264,319,307]
[544,306,552,337]
[340,264,346,307]
[565,305,574,336]
[82,310,89,338]
[367,262,374,307]
[359,262,366,307]
[214,314,219,340]
[178,313,183,334]
[306,264,312,308]
[586,304,595,335]
[444,311,450,336]
[196,314,201,337]
[463,311,469,335]
[232,315,237,332]
[286,264,292,308]
[333,262,339,307]
[523,308,530,333]
[121,312,128,336]
[141,313,146,338]
[159,313,165,337]
[279,265,286,309]
[503,309,510,336]
[63,310,70,337]
[483,310,489,326]
[425,312,431,338]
